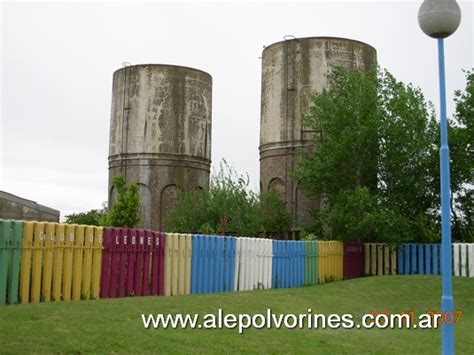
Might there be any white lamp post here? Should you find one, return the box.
[418,1,461,354]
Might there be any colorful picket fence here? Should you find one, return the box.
[1,218,473,306]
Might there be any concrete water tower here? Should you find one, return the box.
[259,37,377,233]
[108,64,212,230]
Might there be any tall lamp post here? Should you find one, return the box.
[418,1,461,354]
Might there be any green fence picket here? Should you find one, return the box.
[8,221,23,304]
[0,220,10,305]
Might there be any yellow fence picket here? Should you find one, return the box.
[184,234,192,295]
[72,225,85,301]
[370,244,377,275]
[30,222,45,303]
[178,234,185,295]
[62,224,75,301]
[384,246,390,275]
[52,224,65,301]
[20,222,34,304]
[90,226,103,299]
[81,226,94,300]
[164,233,172,296]
[377,244,383,276]
[171,234,179,296]
[41,223,56,302]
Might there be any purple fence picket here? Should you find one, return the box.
[100,228,113,298]
[142,230,153,296]
[127,229,137,296]
[108,228,122,298]
[118,228,128,297]
[343,242,364,278]
[134,229,145,296]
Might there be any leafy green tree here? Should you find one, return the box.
[64,202,108,226]
[450,69,474,241]
[293,67,443,243]
[107,174,141,228]
[166,159,290,236]
[259,188,291,233]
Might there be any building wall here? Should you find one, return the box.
[0,191,60,222]
[259,37,377,231]
[108,64,212,230]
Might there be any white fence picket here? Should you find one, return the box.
[468,244,474,278]
[453,244,460,276]
[460,243,468,277]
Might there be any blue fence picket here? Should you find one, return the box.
[216,237,224,293]
[425,244,431,275]
[223,237,229,292]
[230,237,236,291]
[295,242,300,287]
[292,241,297,287]
[298,242,304,287]
[280,241,286,288]
[433,244,440,275]
[211,236,218,293]
[404,244,410,275]
[284,241,290,288]
[203,236,211,293]
[418,244,424,275]
[410,244,417,274]
[288,241,294,288]
[398,245,404,274]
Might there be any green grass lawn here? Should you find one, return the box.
[0,276,472,353]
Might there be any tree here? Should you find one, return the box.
[107,174,141,228]
[293,67,446,243]
[64,202,108,226]
[259,188,291,233]
[165,159,290,236]
[450,69,474,241]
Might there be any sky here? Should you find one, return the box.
[1,0,473,219]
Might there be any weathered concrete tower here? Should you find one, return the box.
[259,37,376,233]
[108,64,212,230]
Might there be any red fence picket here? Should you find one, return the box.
[100,228,112,298]
[126,229,137,295]
[134,229,145,296]
[142,230,153,296]
[118,228,128,298]
[151,232,164,296]
[343,242,364,279]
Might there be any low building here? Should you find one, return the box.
[0,191,60,222]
